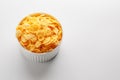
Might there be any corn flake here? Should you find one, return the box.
[16,13,62,53]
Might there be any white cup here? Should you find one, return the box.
[19,44,61,63]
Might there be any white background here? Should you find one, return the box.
[0,0,120,80]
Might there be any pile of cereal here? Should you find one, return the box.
[16,13,62,53]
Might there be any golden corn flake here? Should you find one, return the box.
[35,41,41,48]
[16,13,62,53]
[16,30,22,38]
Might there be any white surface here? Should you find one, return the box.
[0,0,120,80]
